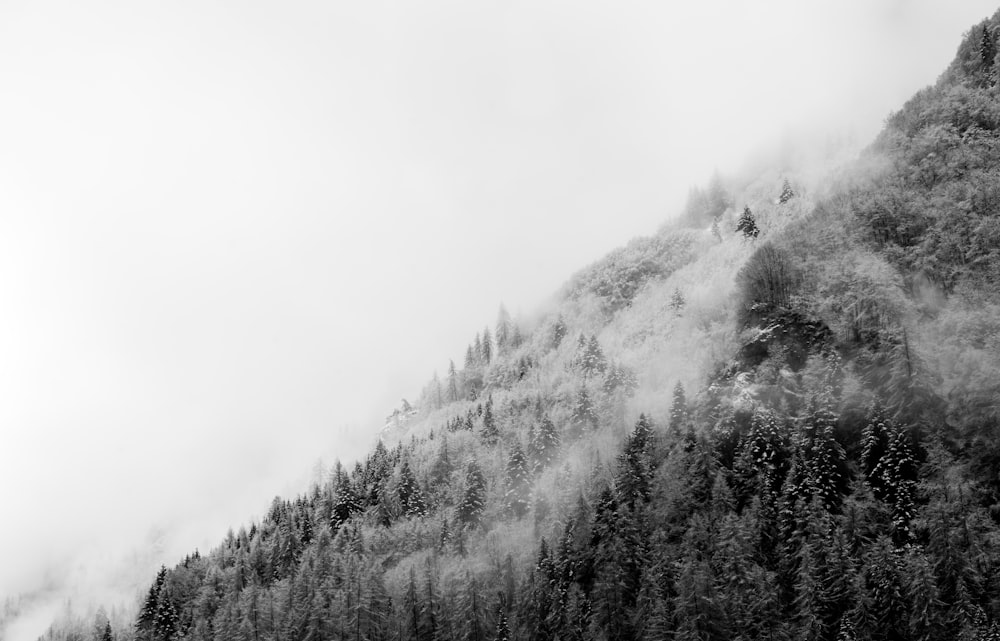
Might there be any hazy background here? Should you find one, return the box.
[1,0,996,637]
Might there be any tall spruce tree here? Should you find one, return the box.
[481,327,493,364]
[504,444,531,518]
[736,205,760,238]
[669,382,688,435]
[447,360,459,402]
[496,305,511,355]
[457,460,487,528]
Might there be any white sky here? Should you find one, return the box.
[0,0,996,630]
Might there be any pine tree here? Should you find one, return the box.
[570,385,598,437]
[154,586,181,641]
[982,24,996,67]
[136,566,166,638]
[551,315,568,350]
[102,622,113,641]
[458,572,489,641]
[447,360,459,402]
[874,422,917,542]
[480,396,499,444]
[473,334,483,366]
[457,460,487,528]
[736,205,759,239]
[481,327,493,365]
[504,444,531,518]
[496,305,511,356]
[332,473,362,533]
[429,371,443,409]
[800,395,846,511]
[669,288,686,315]
[711,216,722,242]
[616,414,654,509]
[495,597,511,641]
[531,417,560,471]
[779,178,795,204]
[669,382,688,435]
[398,459,428,518]
[465,345,476,369]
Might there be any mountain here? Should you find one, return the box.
[37,11,1000,641]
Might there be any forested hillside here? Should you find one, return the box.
[41,11,1000,641]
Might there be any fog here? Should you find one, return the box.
[1,0,996,638]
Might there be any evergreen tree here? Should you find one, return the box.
[332,475,362,532]
[480,396,499,444]
[136,566,166,638]
[669,288,686,315]
[570,385,598,437]
[474,333,483,366]
[458,572,489,641]
[496,305,511,355]
[669,382,688,435]
[447,360,459,402]
[736,205,760,238]
[711,216,722,241]
[779,178,795,204]
[551,315,568,350]
[101,622,113,641]
[481,327,493,365]
[799,395,846,511]
[874,422,917,542]
[465,344,476,369]
[531,416,560,471]
[431,371,443,409]
[616,414,654,509]
[982,24,996,68]
[457,460,487,528]
[504,444,531,518]
[495,597,511,641]
[398,459,428,518]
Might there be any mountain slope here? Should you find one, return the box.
[41,11,1000,641]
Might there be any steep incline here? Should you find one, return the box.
[41,10,1000,641]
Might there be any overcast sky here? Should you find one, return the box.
[1,0,997,635]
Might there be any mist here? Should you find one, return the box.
[1,1,996,638]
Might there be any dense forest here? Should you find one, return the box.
[38,10,1000,641]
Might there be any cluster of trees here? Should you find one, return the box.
[565,233,695,314]
[38,11,1000,641]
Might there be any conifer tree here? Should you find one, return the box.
[496,305,511,355]
[447,360,459,402]
[457,460,487,528]
[616,415,654,509]
[431,371,443,409]
[570,385,598,437]
[481,327,493,365]
[332,476,362,532]
[711,216,722,242]
[669,382,688,435]
[531,416,560,471]
[669,288,686,315]
[495,597,511,641]
[102,622,113,641]
[136,567,166,638]
[480,396,499,444]
[779,178,795,204]
[504,444,531,518]
[459,572,489,641]
[551,315,568,350]
[465,345,476,369]
[736,205,760,238]
[800,395,846,511]
[398,459,428,518]
[473,334,483,365]
[982,24,996,67]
